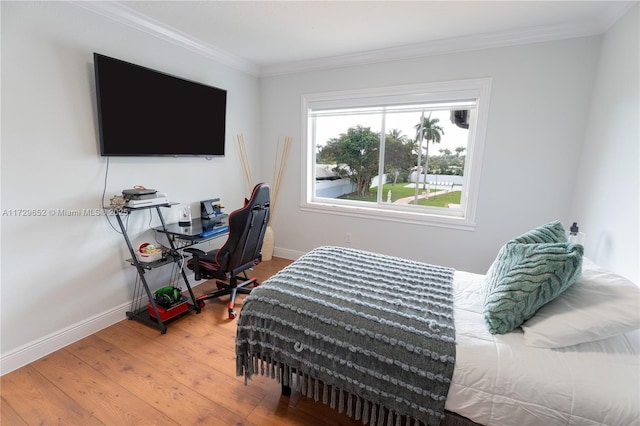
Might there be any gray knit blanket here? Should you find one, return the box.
[236,246,456,426]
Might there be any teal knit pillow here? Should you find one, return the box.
[483,221,569,295]
[511,220,568,244]
[483,242,583,335]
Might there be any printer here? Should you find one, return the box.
[122,187,169,208]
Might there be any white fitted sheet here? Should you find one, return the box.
[445,270,640,426]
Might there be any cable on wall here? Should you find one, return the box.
[101,156,126,234]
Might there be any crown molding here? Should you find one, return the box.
[71,0,636,79]
[260,1,636,77]
[260,21,603,77]
[71,1,260,77]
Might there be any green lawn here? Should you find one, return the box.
[338,183,461,206]
[415,190,461,207]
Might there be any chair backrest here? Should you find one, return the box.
[215,183,270,275]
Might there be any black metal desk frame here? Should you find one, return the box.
[113,204,226,334]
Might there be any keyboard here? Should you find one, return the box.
[199,225,228,238]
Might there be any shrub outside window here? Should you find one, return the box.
[301,78,491,230]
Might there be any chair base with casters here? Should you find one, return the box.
[186,249,261,319]
[185,183,270,320]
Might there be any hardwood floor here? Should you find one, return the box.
[1,257,364,426]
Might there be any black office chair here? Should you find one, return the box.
[185,183,270,319]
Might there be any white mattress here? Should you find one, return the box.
[445,270,640,426]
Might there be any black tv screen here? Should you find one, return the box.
[94,53,227,157]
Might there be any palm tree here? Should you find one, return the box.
[387,128,406,141]
[384,128,412,186]
[414,113,445,190]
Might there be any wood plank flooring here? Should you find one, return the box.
[1,257,364,426]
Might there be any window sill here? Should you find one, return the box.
[300,201,477,231]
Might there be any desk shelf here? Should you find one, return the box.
[125,253,176,270]
[126,298,196,333]
[112,204,202,334]
[151,216,228,245]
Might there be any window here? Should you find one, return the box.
[301,78,491,230]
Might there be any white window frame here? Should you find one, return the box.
[300,78,492,230]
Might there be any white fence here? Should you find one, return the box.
[316,178,355,198]
[409,172,464,186]
[316,173,463,199]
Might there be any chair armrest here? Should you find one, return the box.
[184,248,207,257]
[184,247,207,281]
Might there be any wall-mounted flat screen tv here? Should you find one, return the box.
[94,53,227,157]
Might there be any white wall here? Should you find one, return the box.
[2,2,637,375]
[261,36,601,273]
[1,2,261,372]
[570,4,639,284]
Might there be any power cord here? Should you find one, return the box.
[101,156,125,234]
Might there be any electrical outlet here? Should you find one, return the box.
[346,232,352,244]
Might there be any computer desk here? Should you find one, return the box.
[113,204,229,334]
[154,217,229,245]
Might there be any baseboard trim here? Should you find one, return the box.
[0,301,130,375]
[0,251,299,376]
[0,270,208,376]
[273,246,305,261]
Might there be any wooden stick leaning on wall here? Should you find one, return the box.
[269,136,292,226]
[236,133,253,194]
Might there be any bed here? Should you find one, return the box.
[236,227,639,426]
